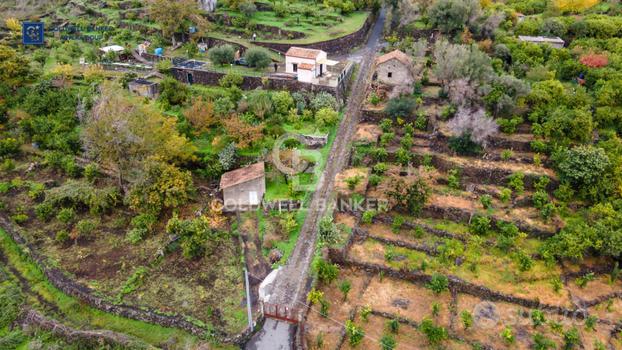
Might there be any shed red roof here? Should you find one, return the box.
[220,162,265,189]
[298,63,314,70]
[286,47,324,59]
[375,49,413,67]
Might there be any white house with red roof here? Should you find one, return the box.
[285,47,339,83]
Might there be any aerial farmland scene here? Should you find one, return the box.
[2,0,622,349]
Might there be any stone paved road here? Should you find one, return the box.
[246,7,386,350]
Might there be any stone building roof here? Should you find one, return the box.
[375,49,414,67]
[220,162,265,189]
[286,47,325,60]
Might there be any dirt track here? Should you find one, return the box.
[268,8,387,310]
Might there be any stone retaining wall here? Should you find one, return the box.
[171,67,347,101]
[327,254,589,319]
[0,216,258,345]
[254,13,376,54]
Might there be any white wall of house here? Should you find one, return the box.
[285,51,327,80]
[297,68,315,83]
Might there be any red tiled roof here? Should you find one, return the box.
[286,46,324,59]
[375,49,413,67]
[220,162,265,189]
[298,63,314,70]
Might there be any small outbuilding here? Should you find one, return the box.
[374,49,415,87]
[220,162,266,211]
[128,78,160,98]
[518,35,565,48]
[285,47,338,83]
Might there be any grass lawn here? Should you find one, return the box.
[215,7,370,44]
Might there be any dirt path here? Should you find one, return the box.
[269,7,386,310]
[246,8,386,350]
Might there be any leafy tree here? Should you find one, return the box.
[183,97,217,135]
[239,0,257,17]
[428,0,479,34]
[244,47,272,69]
[385,96,417,119]
[222,114,264,148]
[218,142,237,171]
[0,45,34,89]
[310,92,338,111]
[469,215,491,235]
[158,77,190,107]
[128,160,195,215]
[149,0,200,45]
[208,45,236,66]
[316,107,339,128]
[556,145,611,201]
[82,82,195,189]
[388,177,430,214]
[166,214,223,259]
[447,107,498,148]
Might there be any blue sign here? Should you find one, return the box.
[154,47,163,56]
[22,22,45,45]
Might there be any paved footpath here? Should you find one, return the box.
[246,8,386,350]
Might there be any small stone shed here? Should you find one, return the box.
[128,78,160,98]
[220,162,266,211]
[374,49,415,86]
[518,35,565,48]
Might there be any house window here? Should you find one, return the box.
[293,63,298,72]
[387,72,393,78]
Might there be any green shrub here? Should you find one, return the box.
[501,326,514,344]
[414,112,427,131]
[0,182,12,193]
[427,273,449,294]
[0,137,20,158]
[514,250,534,272]
[532,190,549,209]
[507,172,525,194]
[373,162,388,175]
[380,334,396,350]
[460,310,473,329]
[531,309,546,327]
[533,333,556,350]
[501,149,513,161]
[55,229,70,244]
[387,319,399,333]
[34,202,54,221]
[480,194,492,209]
[563,327,580,349]
[391,215,404,233]
[385,96,417,119]
[499,187,512,203]
[56,208,75,223]
[360,305,371,321]
[369,174,382,187]
[345,320,365,347]
[0,279,24,328]
[379,118,393,132]
[447,169,460,189]
[315,259,339,283]
[11,213,28,224]
[76,219,98,236]
[208,45,235,66]
[84,163,99,182]
[369,92,381,105]
[448,133,482,156]
[469,215,491,236]
[419,319,448,345]
[244,47,272,69]
[361,210,376,224]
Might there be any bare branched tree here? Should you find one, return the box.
[447,107,498,147]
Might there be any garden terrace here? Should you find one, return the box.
[303,265,620,349]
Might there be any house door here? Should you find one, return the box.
[249,191,258,205]
[319,64,323,76]
[187,73,194,85]
[292,63,298,72]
